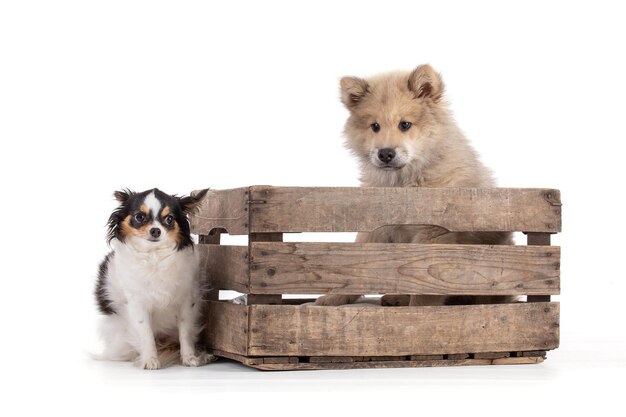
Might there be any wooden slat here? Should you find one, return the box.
[198,232,221,245]
[410,355,445,360]
[207,349,544,371]
[246,294,282,305]
[249,242,560,295]
[528,296,551,302]
[205,301,249,356]
[197,244,249,293]
[526,232,554,302]
[309,356,356,363]
[260,356,299,365]
[526,232,551,246]
[247,233,283,304]
[249,187,561,233]
[250,356,544,371]
[247,302,559,357]
[249,232,283,242]
[191,187,250,235]
[447,354,470,360]
[491,357,544,366]
[473,352,510,359]
[522,350,547,357]
[198,233,222,300]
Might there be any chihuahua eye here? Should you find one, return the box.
[371,123,381,133]
[399,121,412,132]
[164,215,174,226]
[134,213,145,223]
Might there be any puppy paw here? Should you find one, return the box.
[381,294,410,306]
[182,352,216,367]
[142,356,161,370]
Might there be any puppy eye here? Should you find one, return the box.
[134,213,145,223]
[399,121,412,132]
[371,123,381,133]
[164,215,174,225]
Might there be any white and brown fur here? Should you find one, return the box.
[95,188,215,369]
[316,64,513,307]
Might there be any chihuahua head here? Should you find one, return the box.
[106,188,208,251]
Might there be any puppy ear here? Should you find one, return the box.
[408,64,444,102]
[340,76,369,109]
[179,188,209,214]
[113,189,133,204]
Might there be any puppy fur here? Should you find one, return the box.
[95,188,214,369]
[316,64,513,307]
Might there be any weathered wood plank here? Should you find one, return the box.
[247,302,560,357]
[309,356,356,363]
[526,232,554,302]
[198,233,222,301]
[191,187,250,235]
[197,244,249,293]
[473,352,510,359]
[526,232,551,246]
[410,355,445,360]
[198,232,221,245]
[246,294,282,305]
[249,187,562,233]
[249,242,560,295]
[207,349,545,371]
[260,356,299,365]
[249,232,283,242]
[248,233,283,304]
[205,301,249,356]
[528,296,552,302]
[355,356,407,362]
[447,354,470,360]
[491,357,544,366]
[249,356,544,371]
[521,350,547,357]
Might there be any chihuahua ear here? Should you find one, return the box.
[340,76,370,109]
[408,64,444,102]
[113,189,133,204]
[180,188,209,214]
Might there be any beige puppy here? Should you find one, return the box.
[316,64,512,307]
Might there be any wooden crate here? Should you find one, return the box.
[191,186,561,371]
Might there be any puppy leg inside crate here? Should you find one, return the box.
[314,294,361,306]
[381,294,410,306]
[408,295,448,306]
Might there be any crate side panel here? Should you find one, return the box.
[247,302,559,356]
[250,242,560,295]
[191,187,250,235]
[198,244,249,293]
[249,187,561,233]
[206,301,249,356]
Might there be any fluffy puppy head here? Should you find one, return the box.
[106,188,208,251]
[340,64,449,177]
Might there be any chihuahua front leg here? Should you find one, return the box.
[126,303,159,370]
[178,299,213,366]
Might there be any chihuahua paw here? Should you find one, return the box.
[142,356,161,370]
[182,352,216,367]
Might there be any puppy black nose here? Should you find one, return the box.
[378,148,396,163]
[150,228,161,238]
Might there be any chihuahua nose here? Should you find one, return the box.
[149,228,161,238]
[378,148,396,163]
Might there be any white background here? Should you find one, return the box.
[1,0,625,415]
